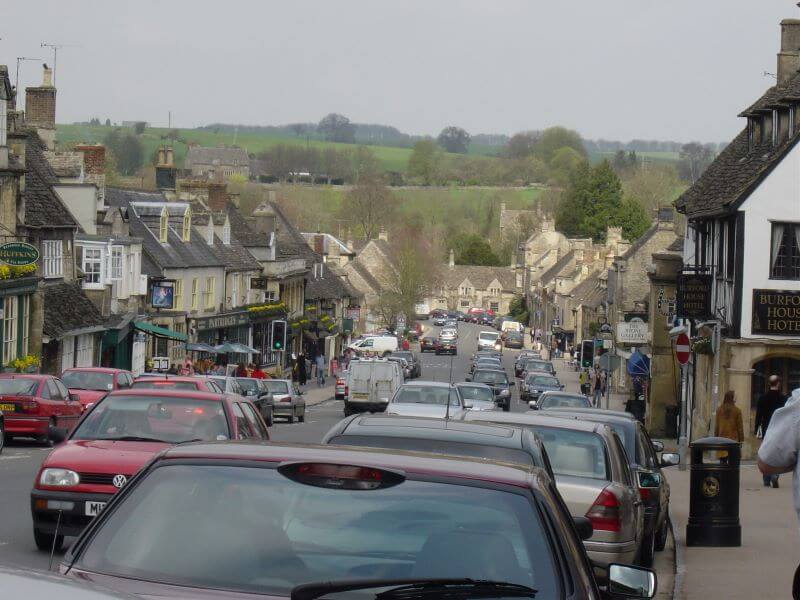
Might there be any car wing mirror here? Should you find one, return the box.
[637,471,662,488]
[651,440,664,453]
[660,453,680,468]
[464,376,471,382]
[528,400,538,410]
[68,393,80,402]
[48,425,68,444]
[607,563,657,598]
[573,516,593,541]
[463,401,473,409]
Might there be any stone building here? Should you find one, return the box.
[184,146,250,179]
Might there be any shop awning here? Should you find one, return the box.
[133,321,188,342]
[185,342,219,354]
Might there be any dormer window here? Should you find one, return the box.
[182,208,192,242]
[159,207,168,243]
[0,97,6,147]
[748,118,755,147]
[772,109,779,146]
[222,217,231,245]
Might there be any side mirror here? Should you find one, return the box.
[607,564,657,598]
[528,400,538,410]
[637,471,662,488]
[48,425,68,444]
[660,453,680,468]
[463,401,473,409]
[573,516,594,541]
[651,440,664,453]
[68,393,80,402]
[464,376,471,382]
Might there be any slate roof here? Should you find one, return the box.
[666,238,683,252]
[442,265,517,291]
[185,146,249,168]
[570,274,606,309]
[306,264,358,300]
[539,251,575,284]
[43,151,83,178]
[676,71,800,218]
[268,202,319,263]
[227,206,269,247]
[43,282,104,339]
[23,133,78,229]
[207,232,262,273]
[347,261,383,294]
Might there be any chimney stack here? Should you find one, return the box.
[75,144,105,175]
[778,19,800,84]
[155,145,177,191]
[25,64,56,149]
[207,182,228,212]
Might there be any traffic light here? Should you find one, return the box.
[580,340,594,368]
[271,320,287,351]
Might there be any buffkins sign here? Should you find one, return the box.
[0,242,39,266]
[752,289,800,335]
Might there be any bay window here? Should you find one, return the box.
[83,248,103,284]
[111,245,123,280]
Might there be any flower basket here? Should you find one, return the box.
[691,336,713,355]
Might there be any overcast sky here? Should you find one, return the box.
[1,1,796,142]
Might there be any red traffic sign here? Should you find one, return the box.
[675,333,691,365]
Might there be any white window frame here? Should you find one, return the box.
[191,278,199,310]
[3,296,17,364]
[231,273,239,308]
[174,279,183,311]
[222,219,231,245]
[110,245,123,280]
[183,208,192,242]
[204,277,215,310]
[159,208,168,243]
[83,247,103,285]
[42,240,63,278]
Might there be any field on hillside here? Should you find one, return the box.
[56,124,496,174]
[594,150,681,165]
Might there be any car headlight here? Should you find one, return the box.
[39,468,80,487]
[500,389,510,396]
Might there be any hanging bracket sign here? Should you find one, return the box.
[0,242,39,266]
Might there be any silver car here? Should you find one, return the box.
[534,391,591,411]
[462,411,644,573]
[386,381,465,418]
[455,382,498,411]
[262,379,306,423]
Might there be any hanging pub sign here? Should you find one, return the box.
[752,289,800,336]
[0,242,39,266]
[250,277,268,290]
[676,273,712,319]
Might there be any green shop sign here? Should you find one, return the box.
[0,243,39,266]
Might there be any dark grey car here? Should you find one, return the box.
[234,378,274,426]
[544,407,680,567]
[392,351,422,378]
[467,368,514,411]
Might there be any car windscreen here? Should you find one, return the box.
[457,386,494,403]
[478,332,499,340]
[76,464,557,597]
[329,435,535,467]
[236,379,259,393]
[62,371,115,391]
[393,386,455,405]
[70,395,230,443]
[0,378,38,396]
[530,426,609,480]
[393,352,414,361]
[539,395,590,409]
[263,381,290,395]
[131,381,200,391]
[525,360,551,371]
[527,376,559,387]
[472,370,508,385]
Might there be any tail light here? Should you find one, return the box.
[637,487,651,501]
[585,487,622,532]
[20,399,39,412]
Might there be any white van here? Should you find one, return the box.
[348,335,399,356]
[501,320,523,334]
[344,358,404,416]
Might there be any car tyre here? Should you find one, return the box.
[34,528,63,552]
[298,410,305,423]
[288,412,296,424]
[36,418,55,447]
[639,531,656,567]
[655,513,670,551]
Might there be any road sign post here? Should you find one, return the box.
[675,331,691,470]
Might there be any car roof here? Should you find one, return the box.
[473,368,507,374]
[538,391,587,399]
[543,407,637,426]
[398,380,455,389]
[0,373,50,380]
[455,382,493,390]
[526,371,558,378]
[107,389,228,401]
[62,367,127,374]
[160,441,543,489]
[132,376,203,384]
[463,410,606,433]
[337,414,526,448]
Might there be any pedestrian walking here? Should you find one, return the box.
[758,387,800,599]
[297,353,308,386]
[315,353,325,386]
[755,375,787,487]
[714,390,744,463]
[529,328,535,345]
[401,337,410,351]
[592,369,603,407]
[579,369,589,396]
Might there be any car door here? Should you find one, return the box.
[48,379,81,428]
[230,401,256,440]
[610,431,643,545]
[640,426,670,517]
[239,402,270,440]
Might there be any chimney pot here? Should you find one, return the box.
[778,19,800,84]
[42,65,53,88]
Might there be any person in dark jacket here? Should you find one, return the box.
[297,352,308,386]
[755,374,787,487]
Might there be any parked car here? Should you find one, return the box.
[501,320,524,334]
[504,331,525,349]
[386,381,466,418]
[467,368,514,411]
[344,358,404,416]
[323,414,554,478]
[0,565,135,598]
[59,441,658,599]
[464,411,646,574]
[131,376,223,393]
[537,391,592,411]
[348,335,398,356]
[30,389,269,551]
[203,376,247,397]
[514,351,542,376]
[432,314,447,326]
[334,372,348,399]
[234,378,275,426]
[61,368,134,412]
[419,336,438,352]
[476,330,502,351]
[472,349,502,361]
[386,356,411,379]
[522,373,565,405]
[469,357,502,373]
[455,382,499,411]
[520,358,557,378]
[0,375,83,444]
[262,379,306,423]
[544,407,680,566]
[392,350,422,378]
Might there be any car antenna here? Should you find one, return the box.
[48,510,63,571]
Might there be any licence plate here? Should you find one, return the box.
[85,501,107,516]
[352,393,369,399]
[0,403,14,412]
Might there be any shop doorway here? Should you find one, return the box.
[751,356,800,409]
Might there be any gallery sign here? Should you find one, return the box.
[676,274,712,319]
[752,289,800,335]
[616,321,649,345]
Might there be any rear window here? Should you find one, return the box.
[526,360,551,371]
[393,386,457,406]
[236,379,259,393]
[530,426,609,480]
[263,381,290,395]
[479,332,499,341]
[473,370,508,385]
[329,435,535,467]
[62,371,115,391]
[457,386,494,403]
[528,376,559,386]
[76,464,557,597]
[0,378,38,395]
[539,395,590,410]
[131,381,200,391]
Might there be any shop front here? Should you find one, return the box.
[0,276,39,369]
[194,310,251,366]
[133,320,188,372]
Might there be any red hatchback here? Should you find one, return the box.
[61,368,134,412]
[130,376,222,392]
[30,389,269,551]
[0,374,82,444]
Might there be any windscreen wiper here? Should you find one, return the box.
[106,436,169,443]
[291,578,537,600]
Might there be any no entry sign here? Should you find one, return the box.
[675,333,691,365]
